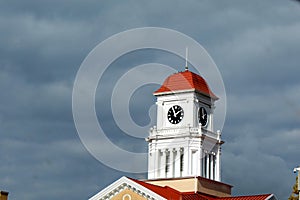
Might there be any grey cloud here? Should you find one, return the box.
[0,0,300,200]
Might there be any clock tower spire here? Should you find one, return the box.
[146,69,223,181]
[185,47,189,71]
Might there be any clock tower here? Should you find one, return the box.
[146,69,223,181]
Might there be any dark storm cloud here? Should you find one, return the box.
[0,15,91,83]
[0,0,300,200]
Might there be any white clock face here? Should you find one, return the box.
[199,107,208,126]
[167,105,184,124]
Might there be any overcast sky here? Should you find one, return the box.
[0,0,300,199]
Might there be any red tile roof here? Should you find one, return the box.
[154,70,218,100]
[181,192,216,200]
[218,194,273,200]
[181,193,273,200]
[129,177,273,200]
[130,178,181,199]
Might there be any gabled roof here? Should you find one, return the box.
[154,70,218,100]
[89,176,166,200]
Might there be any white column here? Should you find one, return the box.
[293,167,300,200]
[174,148,180,177]
[191,150,194,175]
[213,155,216,180]
[219,147,222,181]
[190,150,193,175]
[161,150,166,178]
[216,145,221,181]
[177,147,184,177]
[210,154,214,179]
[206,154,210,179]
[171,148,176,178]
[166,152,170,178]
[202,153,205,178]
[209,154,211,179]
[184,148,189,176]
[199,142,203,177]
[191,150,198,176]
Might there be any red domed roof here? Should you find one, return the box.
[154,70,218,100]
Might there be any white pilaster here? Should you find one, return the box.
[156,101,163,129]
[154,150,159,178]
[148,151,154,179]
[155,150,160,178]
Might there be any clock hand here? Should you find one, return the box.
[172,106,177,117]
[175,110,182,117]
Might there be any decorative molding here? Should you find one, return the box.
[89,176,166,200]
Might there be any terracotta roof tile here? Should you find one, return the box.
[217,194,273,200]
[154,70,218,99]
[129,178,181,199]
[181,193,272,200]
[181,192,216,200]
